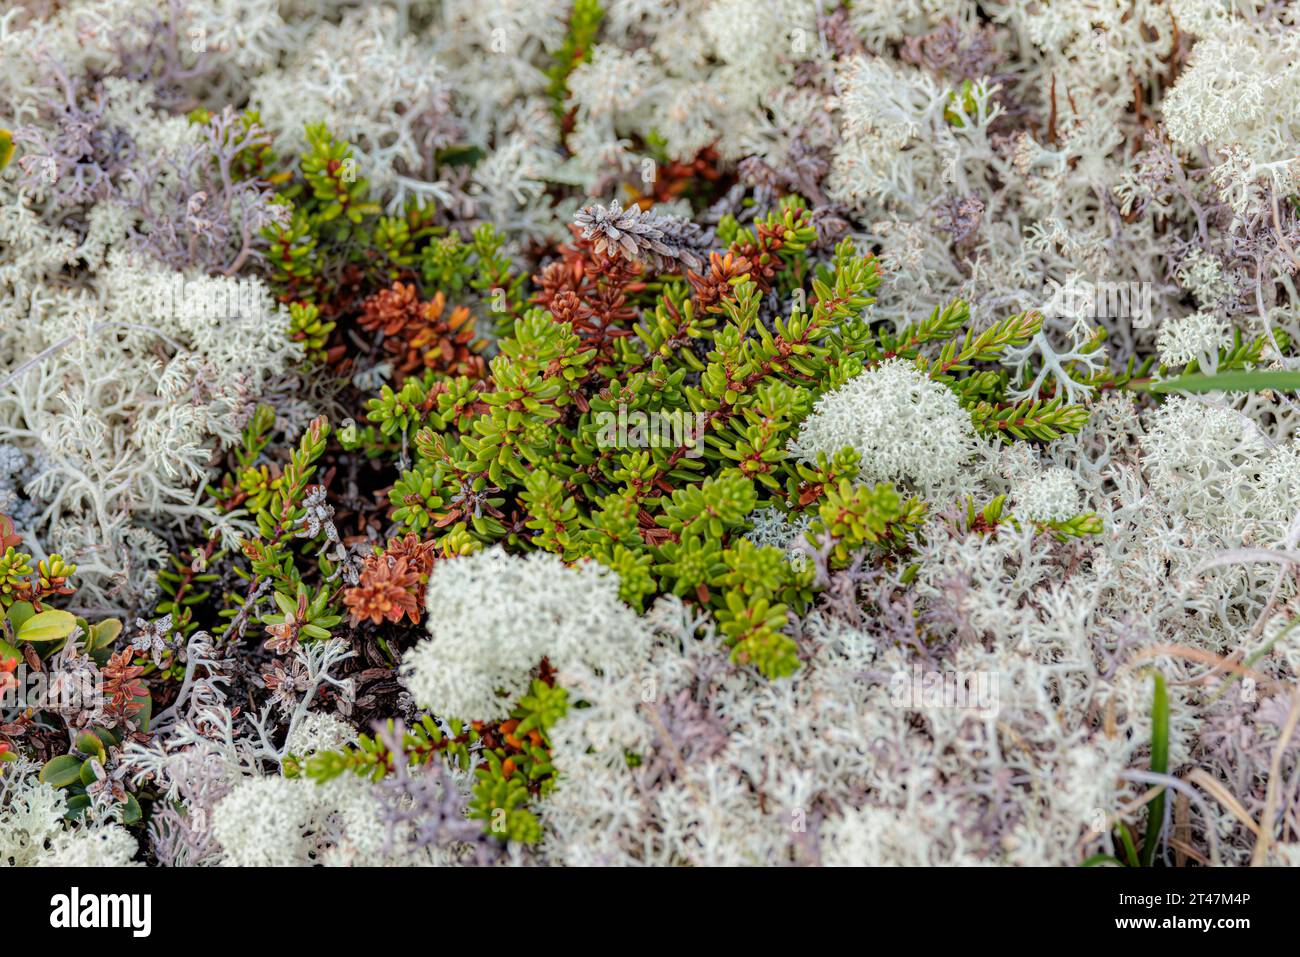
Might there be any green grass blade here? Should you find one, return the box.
[1141,671,1169,867]
[1150,370,1300,394]
[1116,825,1140,868]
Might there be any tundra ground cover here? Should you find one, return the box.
[2,0,1300,868]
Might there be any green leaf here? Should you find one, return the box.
[75,733,107,765]
[64,793,91,817]
[0,129,12,171]
[1151,369,1300,394]
[273,590,298,617]
[88,618,123,650]
[17,609,78,643]
[134,692,152,733]
[121,793,142,826]
[39,754,83,788]
[79,759,100,787]
[436,144,486,167]
[6,600,35,632]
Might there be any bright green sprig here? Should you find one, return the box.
[546,0,604,125]
[968,394,1092,440]
[303,715,474,782]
